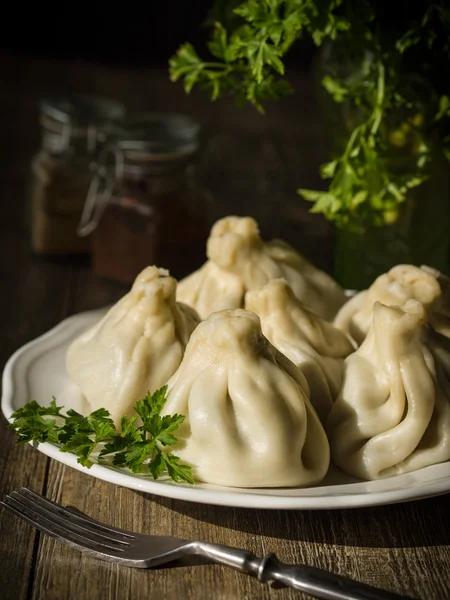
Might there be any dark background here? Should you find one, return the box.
[0,1,316,70]
[0,0,332,272]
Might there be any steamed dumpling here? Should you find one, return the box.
[176,216,347,321]
[327,299,450,480]
[245,279,354,423]
[162,308,330,488]
[66,266,200,425]
[334,264,450,345]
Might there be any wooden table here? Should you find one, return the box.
[0,54,449,600]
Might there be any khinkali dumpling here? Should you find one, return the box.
[245,279,354,423]
[334,264,450,345]
[162,308,330,488]
[176,216,347,321]
[327,299,450,480]
[66,266,200,425]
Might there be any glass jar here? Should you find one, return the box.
[28,95,125,255]
[78,113,212,284]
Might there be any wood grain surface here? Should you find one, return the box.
[0,53,449,600]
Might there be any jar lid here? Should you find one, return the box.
[40,95,126,130]
[39,95,126,156]
[106,112,201,161]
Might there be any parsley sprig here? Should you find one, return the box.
[8,386,194,485]
[169,0,450,231]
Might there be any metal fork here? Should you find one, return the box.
[1,488,414,600]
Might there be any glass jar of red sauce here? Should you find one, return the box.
[77,113,211,284]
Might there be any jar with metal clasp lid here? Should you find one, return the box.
[77,113,212,284]
[28,95,125,255]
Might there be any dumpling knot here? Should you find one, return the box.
[198,308,263,352]
[334,263,448,345]
[372,299,427,340]
[207,216,262,267]
[370,264,441,309]
[131,266,177,307]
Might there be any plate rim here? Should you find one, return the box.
[2,308,450,511]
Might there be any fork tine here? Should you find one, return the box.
[9,491,128,549]
[2,494,125,560]
[19,488,134,543]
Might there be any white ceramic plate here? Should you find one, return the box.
[2,308,450,510]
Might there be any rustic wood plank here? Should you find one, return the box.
[31,461,450,600]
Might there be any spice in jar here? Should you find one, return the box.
[77,113,212,284]
[28,95,125,255]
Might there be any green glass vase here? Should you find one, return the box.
[334,150,450,290]
[313,44,450,290]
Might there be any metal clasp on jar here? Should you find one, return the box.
[77,146,124,236]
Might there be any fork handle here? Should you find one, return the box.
[197,545,414,600]
[251,553,414,600]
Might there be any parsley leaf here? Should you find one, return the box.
[162,454,196,485]
[120,441,157,473]
[9,397,64,444]
[60,432,98,467]
[134,386,168,422]
[149,449,166,480]
[8,387,194,485]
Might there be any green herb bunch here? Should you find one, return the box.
[169,0,450,231]
[9,386,194,484]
